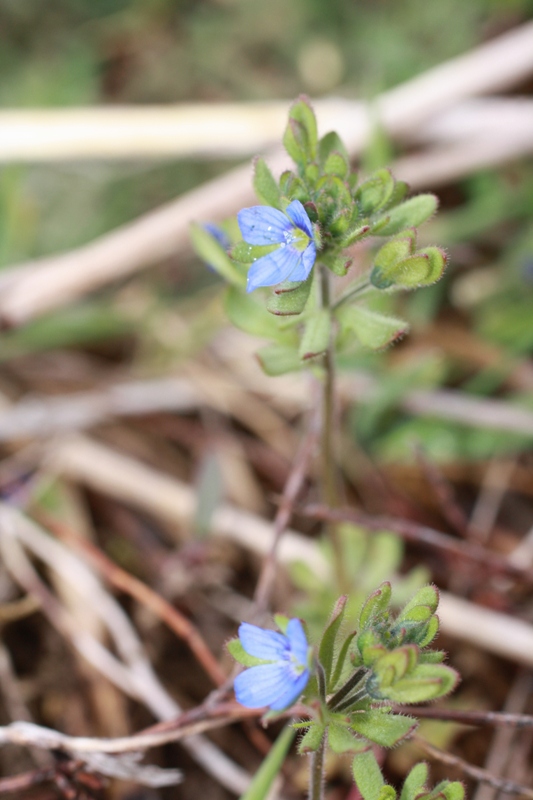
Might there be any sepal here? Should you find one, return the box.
[226,638,268,667]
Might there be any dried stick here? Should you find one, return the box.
[0,96,531,163]
[473,671,532,800]
[403,706,533,730]
[45,434,533,666]
[0,503,251,795]
[0,702,259,756]
[304,504,533,583]
[414,445,471,539]
[42,513,227,687]
[0,22,532,325]
[413,735,533,799]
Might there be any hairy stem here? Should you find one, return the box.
[319,265,346,588]
[309,732,327,800]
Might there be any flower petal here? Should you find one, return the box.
[286,619,309,666]
[246,245,301,292]
[285,200,314,239]
[286,243,316,282]
[238,623,288,660]
[238,206,292,246]
[269,669,310,711]
[234,663,290,708]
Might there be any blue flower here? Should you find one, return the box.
[234,619,310,710]
[237,200,316,293]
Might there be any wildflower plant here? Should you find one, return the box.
[229,587,459,790]
[192,95,446,377]
[194,98,460,800]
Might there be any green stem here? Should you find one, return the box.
[308,732,327,800]
[319,265,347,590]
[332,278,372,310]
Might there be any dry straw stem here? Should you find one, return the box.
[46,433,533,667]
[0,503,251,795]
[413,735,533,800]
[2,368,533,442]
[0,22,532,325]
[0,95,532,163]
[45,515,227,687]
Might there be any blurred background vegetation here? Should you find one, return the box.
[1,0,533,469]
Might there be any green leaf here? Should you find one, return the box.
[318,596,347,687]
[283,118,309,168]
[437,782,465,800]
[257,343,303,376]
[338,223,371,248]
[190,222,246,287]
[353,750,388,800]
[370,233,416,289]
[324,150,349,179]
[400,763,428,800]
[318,131,349,165]
[373,646,418,685]
[359,582,392,630]
[378,664,459,703]
[273,614,290,634]
[287,95,318,162]
[253,157,282,208]
[350,712,417,748]
[329,722,366,754]
[331,631,358,689]
[378,788,398,800]
[227,638,268,667]
[419,617,440,648]
[372,194,438,236]
[297,722,325,754]
[267,274,313,316]
[279,170,308,202]
[323,254,353,276]
[399,586,439,619]
[299,309,331,360]
[356,169,395,214]
[239,726,295,800]
[337,305,409,350]
[385,180,409,209]
[371,246,446,291]
[224,286,290,342]
[231,241,264,264]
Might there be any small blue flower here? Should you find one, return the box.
[237,200,316,293]
[234,619,310,710]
